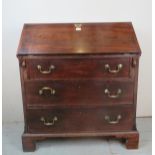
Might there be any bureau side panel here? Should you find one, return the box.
[132,56,140,127]
[18,56,28,132]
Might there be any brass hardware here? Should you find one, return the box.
[39,87,56,95]
[22,61,26,67]
[105,64,123,73]
[104,88,122,98]
[40,116,58,126]
[74,24,82,31]
[37,65,55,74]
[104,114,122,124]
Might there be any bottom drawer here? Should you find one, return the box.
[27,105,135,133]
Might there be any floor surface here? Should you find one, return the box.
[3,118,152,155]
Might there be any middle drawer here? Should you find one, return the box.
[25,80,134,107]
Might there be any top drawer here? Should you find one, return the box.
[26,56,133,80]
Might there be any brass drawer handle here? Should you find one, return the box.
[105,114,122,124]
[105,64,123,73]
[37,65,55,74]
[39,87,56,95]
[104,88,122,98]
[40,116,58,126]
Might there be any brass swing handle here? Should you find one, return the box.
[40,116,58,126]
[39,87,56,95]
[105,115,122,124]
[105,64,123,73]
[37,65,55,74]
[104,88,122,99]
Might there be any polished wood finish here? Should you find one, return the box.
[26,56,131,80]
[22,130,139,152]
[17,23,141,55]
[27,105,134,133]
[25,80,134,107]
[17,23,141,152]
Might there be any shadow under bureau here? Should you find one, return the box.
[17,22,141,152]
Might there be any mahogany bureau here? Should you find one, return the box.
[17,22,141,152]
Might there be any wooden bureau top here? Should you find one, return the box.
[17,22,141,56]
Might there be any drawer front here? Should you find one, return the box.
[26,57,131,80]
[27,105,134,133]
[25,80,134,107]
